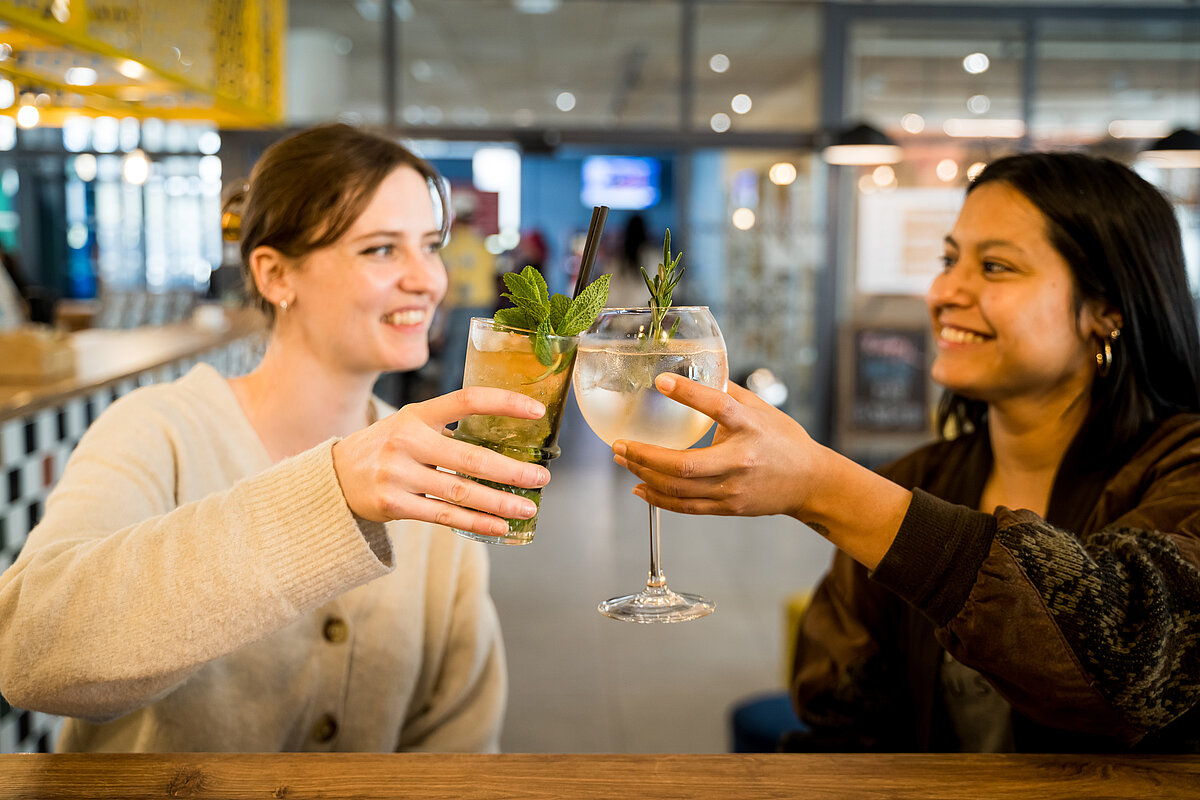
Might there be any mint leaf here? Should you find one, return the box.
[559,273,611,336]
[494,306,537,332]
[533,319,554,366]
[548,293,570,332]
[501,266,550,320]
[492,264,609,359]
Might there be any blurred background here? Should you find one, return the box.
[0,0,1197,753]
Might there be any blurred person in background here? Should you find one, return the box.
[612,152,1200,753]
[0,123,552,752]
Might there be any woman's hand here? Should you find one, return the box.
[331,387,551,537]
[613,374,911,569]
[612,374,821,519]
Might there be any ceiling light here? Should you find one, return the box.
[1139,128,1200,169]
[732,208,755,230]
[1108,120,1170,139]
[73,153,97,182]
[116,59,146,80]
[555,91,575,112]
[710,112,731,133]
[943,118,1025,138]
[709,54,729,74]
[513,0,560,12]
[768,162,797,186]
[822,123,903,166]
[936,159,958,182]
[731,93,752,114]
[65,67,98,86]
[900,113,925,134]
[15,104,38,129]
[962,53,990,75]
[967,94,990,115]
[122,149,150,185]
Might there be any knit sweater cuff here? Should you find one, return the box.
[870,488,997,626]
[238,439,394,613]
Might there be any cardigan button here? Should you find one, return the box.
[312,714,338,743]
[323,617,349,643]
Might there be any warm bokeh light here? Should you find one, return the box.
[709,53,730,73]
[731,93,752,114]
[15,104,39,129]
[731,207,755,230]
[873,165,896,186]
[936,158,958,182]
[900,113,925,134]
[768,162,797,186]
[122,149,150,185]
[967,94,991,114]
[73,153,98,182]
[962,52,990,74]
[710,112,731,133]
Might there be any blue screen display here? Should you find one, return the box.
[581,156,661,209]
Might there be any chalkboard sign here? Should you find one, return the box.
[849,327,929,433]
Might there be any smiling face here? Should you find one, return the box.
[927,180,1110,409]
[278,165,448,376]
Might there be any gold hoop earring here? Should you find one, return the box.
[1096,328,1120,378]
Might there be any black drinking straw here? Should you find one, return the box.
[572,205,609,299]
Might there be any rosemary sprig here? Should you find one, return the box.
[640,228,683,341]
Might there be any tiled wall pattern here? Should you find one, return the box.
[0,335,264,752]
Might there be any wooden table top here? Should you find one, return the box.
[0,752,1196,799]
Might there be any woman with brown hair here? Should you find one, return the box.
[0,124,549,752]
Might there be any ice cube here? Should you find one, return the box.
[472,324,521,353]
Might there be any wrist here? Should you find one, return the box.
[791,449,911,571]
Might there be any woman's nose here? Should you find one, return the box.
[928,262,973,307]
[400,249,447,297]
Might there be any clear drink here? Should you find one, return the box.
[452,317,577,545]
[573,306,728,623]
[573,340,727,449]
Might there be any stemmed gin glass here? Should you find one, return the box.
[573,307,728,623]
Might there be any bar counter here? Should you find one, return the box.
[0,307,266,421]
[0,752,1196,799]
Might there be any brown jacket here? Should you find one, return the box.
[791,413,1200,753]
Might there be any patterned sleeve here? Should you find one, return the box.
[874,487,1200,745]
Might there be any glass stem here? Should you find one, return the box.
[646,503,666,590]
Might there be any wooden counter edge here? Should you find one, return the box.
[0,752,1196,800]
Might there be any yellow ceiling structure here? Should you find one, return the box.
[0,0,284,128]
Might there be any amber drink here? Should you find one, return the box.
[451,316,577,544]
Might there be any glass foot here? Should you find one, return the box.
[598,585,715,623]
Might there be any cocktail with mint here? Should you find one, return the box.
[451,265,609,545]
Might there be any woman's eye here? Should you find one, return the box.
[982,260,1009,274]
[939,254,955,270]
[362,244,395,257]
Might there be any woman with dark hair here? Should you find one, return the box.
[0,124,552,751]
[611,152,1200,752]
